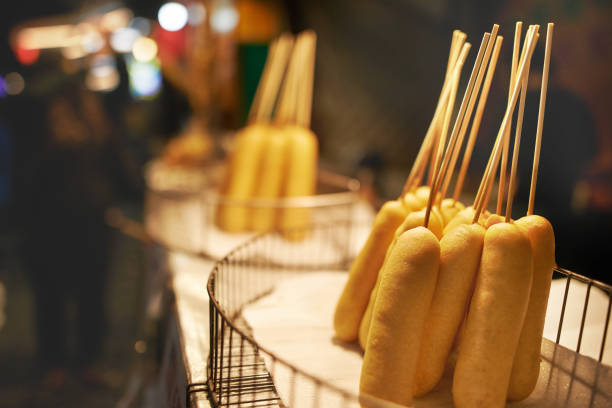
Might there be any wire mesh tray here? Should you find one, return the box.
[144,160,361,259]
[205,222,612,407]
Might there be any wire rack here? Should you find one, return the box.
[144,160,360,258]
[205,222,612,408]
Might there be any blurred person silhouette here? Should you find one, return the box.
[515,47,598,276]
[16,76,142,388]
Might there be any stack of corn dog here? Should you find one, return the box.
[216,31,318,239]
[333,22,556,408]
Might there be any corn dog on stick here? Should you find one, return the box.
[508,215,555,400]
[358,208,444,349]
[414,223,485,396]
[453,222,533,408]
[280,31,318,240]
[250,127,288,232]
[333,200,408,341]
[250,33,307,232]
[359,227,440,408]
[217,35,293,232]
[508,23,555,401]
[217,124,269,232]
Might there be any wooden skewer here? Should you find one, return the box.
[247,36,279,124]
[276,33,308,124]
[505,26,538,222]
[479,25,533,213]
[444,30,460,84]
[496,21,523,214]
[452,35,503,203]
[505,26,537,219]
[481,26,535,215]
[430,31,493,206]
[528,23,554,215]
[439,26,500,201]
[427,30,465,187]
[424,43,470,227]
[472,26,539,223]
[402,31,466,195]
[257,34,294,123]
[296,31,317,128]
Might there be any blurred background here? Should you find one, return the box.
[0,0,610,407]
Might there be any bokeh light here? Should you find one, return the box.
[130,17,151,36]
[132,37,158,62]
[210,4,238,33]
[158,2,188,32]
[86,55,119,92]
[0,76,5,98]
[14,45,39,65]
[127,58,162,99]
[188,3,206,26]
[110,27,141,53]
[4,72,25,95]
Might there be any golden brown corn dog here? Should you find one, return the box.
[507,215,555,400]
[251,127,288,232]
[414,223,485,396]
[443,206,475,235]
[485,213,504,228]
[217,124,269,232]
[439,198,465,226]
[333,200,407,342]
[279,125,318,240]
[359,226,440,408]
[453,222,533,408]
[358,208,444,349]
[403,191,423,212]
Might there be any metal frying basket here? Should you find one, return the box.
[204,222,612,407]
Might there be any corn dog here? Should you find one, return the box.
[507,215,555,400]
[217,123,269,232]
[358,208,444,349]
[485,213,504,229]
[403,191,424,212]
[453,222,533,408]
[439,198,465,226]
[443,206,476,235]
[414,223,485,396]
[251,127,288,232]
[279,125,318,240]
[333,200,407,342]
[359,226,440,408]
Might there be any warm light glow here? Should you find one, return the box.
[158,2,188,32]
[210,4,238,33]
[132,37,158,62]
[61,44,87,59]
[100,8,133,32]
[110,27,141,53]
[4,72,25,95]
[188,2,206,26]
[17,25,78,49]
[80,30,105,53]
[86,55,119,92]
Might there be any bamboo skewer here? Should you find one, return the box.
[256,35,294,123]
[452,35,503,203]
[473,25,539,223]
[477,25,534,213]
[296,31,317,128]
[429,31,493,208]
[247,37,279,124]
[439,26,500,201]
[496,22,523,214]
[402,31,467,195]
[528,23,554,215]
[424,43,470,226]
[505,27,536,222]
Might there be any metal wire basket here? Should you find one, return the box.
[144,160,361,259]
[205,222,612,407]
